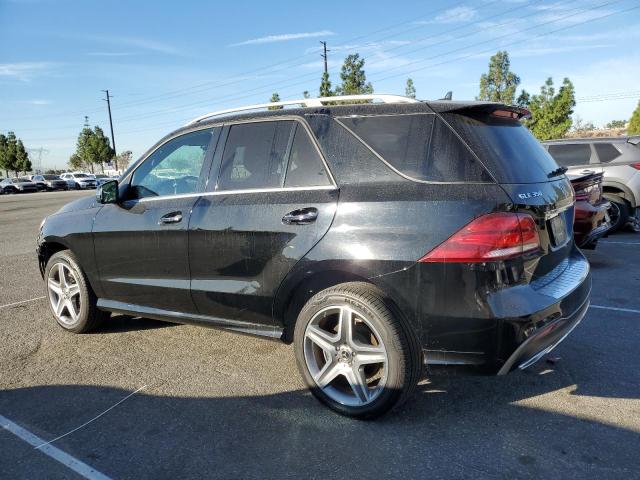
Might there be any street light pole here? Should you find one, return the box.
[102,89,118,171]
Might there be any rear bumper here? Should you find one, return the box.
[497,292,590,375]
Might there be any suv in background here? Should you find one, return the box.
[543,137,640,231]
[60,172,97,190]
[37,96,591,418]
[29,174,69,191]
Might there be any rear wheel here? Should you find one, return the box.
[607,200,629,232]
[44,250,108,333]
[293,282,421,419]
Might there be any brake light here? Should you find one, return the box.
[631,162,640,170]
[419,212,540,263]
[574,191,590,201]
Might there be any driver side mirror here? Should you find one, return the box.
[97,179,118,204]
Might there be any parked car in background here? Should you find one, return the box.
[37,95,591,418]
[568,172,610,249]
[543,137,640,232]
[1,177,39,193]
[94,174,111,187]
[30,174,69,191]
[59,172,97,189]
[20,175,46,191]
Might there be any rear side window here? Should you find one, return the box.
[444,112,561,183]
[547,144,591,167]
[594,143,621,163]
[338,114,490,182]
[284,125,332,187]
[218,121,293,190]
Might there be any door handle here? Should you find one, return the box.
[159,211,183,224]
[282,207,318,225]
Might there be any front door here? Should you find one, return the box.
[92,127,220,313]
[189,120,338,327]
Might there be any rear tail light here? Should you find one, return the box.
[419,212,540,263]
[631,162,640,170]
[574,191,590,201]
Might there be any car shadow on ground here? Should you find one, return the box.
[97,314,175,334]
[1,361,638,479]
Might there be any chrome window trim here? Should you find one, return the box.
[138,185,337,203]
[124,116,336,203]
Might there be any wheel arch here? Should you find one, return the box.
[602,181,636,207]
[37,238,71,278]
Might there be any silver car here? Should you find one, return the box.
[59,172,98,190]
[543,136,640,231]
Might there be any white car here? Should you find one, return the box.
[60,172,98,190]
[544,136,640,231]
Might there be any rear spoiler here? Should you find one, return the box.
[428,101,531,120]
[627,136,640,146]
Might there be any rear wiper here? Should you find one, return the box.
[548,166,568,178]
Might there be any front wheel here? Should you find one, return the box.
[44,250,109,333]
[293,282,421,419]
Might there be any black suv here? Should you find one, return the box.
[37,97,591,418]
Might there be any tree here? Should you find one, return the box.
[114,150,132,171]
[524,77,576,141]
[605,119,627,129]
[628,99,640,135]
[572,116,595,134]
[88,126,114,173]
[319,71,333,97]
[477,51,520,104]
[516,90,530,108]
[0,134,8,177]
[71,125,114,172]
[4,132,19,176]
[405,78,416,99]
[335,54,373,96]
[16,139,31,174]
[268,92,282,110]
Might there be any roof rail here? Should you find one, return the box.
[185,94,419,126]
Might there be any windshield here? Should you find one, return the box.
[15,178,30,183]
[74,173,89,178]
[443,112,560,184]
[43,175,59,180]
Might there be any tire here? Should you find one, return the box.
[293,282,421,419]
[608,200,629,233]
[44,250,109,333]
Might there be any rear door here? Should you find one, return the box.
[188,119,338,327]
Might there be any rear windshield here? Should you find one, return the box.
[443,112,560,183]
[338,113,491,182]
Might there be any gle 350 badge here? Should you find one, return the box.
[518,191,543,199]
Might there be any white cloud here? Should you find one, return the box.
[415,6,477,25]
[73,34,183,56]
[230,30,335,47]
[27,99,51,105]
[0,62,53,80]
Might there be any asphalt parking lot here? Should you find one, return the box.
[1,190,639,479]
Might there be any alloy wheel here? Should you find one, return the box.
[303,305,389,407]
[47,263,81,325]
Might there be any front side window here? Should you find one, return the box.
[547,144,591,167]
[217,121,293,191]
[130,129,214,199]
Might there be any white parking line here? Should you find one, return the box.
[591,305,640,314]
[0,414,112,480]
[0,296,46,309]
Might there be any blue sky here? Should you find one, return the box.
[1,0,640,169]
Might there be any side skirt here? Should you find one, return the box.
[97,299,284,341]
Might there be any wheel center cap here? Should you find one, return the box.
[337,346,353,364]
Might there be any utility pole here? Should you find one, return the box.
[102,89,118,170]
[320,41,330,75]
